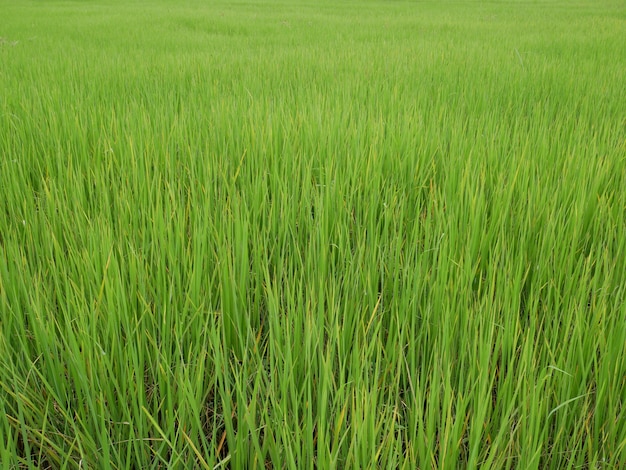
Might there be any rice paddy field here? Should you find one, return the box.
[1,0,626,468]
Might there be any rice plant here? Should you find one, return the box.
[1,0,625,468]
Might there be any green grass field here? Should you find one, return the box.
[1,0,625,468]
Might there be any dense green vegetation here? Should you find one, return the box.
[1,0,625,468]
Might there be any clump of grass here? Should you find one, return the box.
[1,0,625,468]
